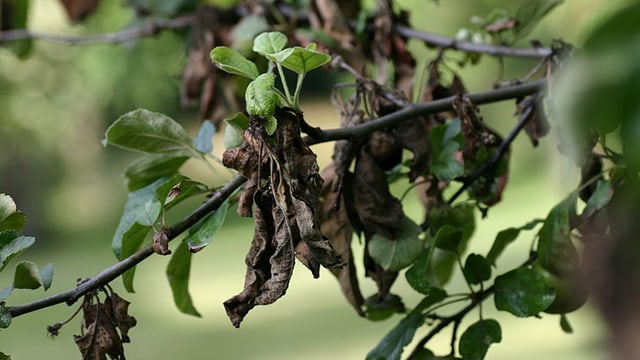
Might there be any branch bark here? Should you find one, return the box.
[6,79,546,319]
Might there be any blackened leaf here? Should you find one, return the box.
[125,154,189,192]
[368,216,423,271]
[0,306,11,328]
[494,268,555,317]
[459,319,502,360]
[536,195,579,276]
[364,293,405,321]
[463,253,491,285]
[104,109,199,158]
[0,194,26,232]
[13,261,42,289]
[193,120,215,154]
[0,231,35,273]
[166,241,201,317]
[185,200,228,252]
[560,313,573,334]
[366,312,424,360]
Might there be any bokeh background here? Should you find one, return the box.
[0,0,631,358]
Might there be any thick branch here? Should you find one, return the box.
[6,79,546,318]
[0,15,196,45]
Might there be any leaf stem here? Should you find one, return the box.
[276,63,294,106]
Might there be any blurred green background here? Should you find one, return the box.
[0,0,630,358]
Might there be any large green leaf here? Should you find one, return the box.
[166,241,201,317]
[368,216,423,272]
[270,45,331,75]
[513,0,563,41]
[193,120,215,154]
[121,223,152,293]
[125,154,189,191]
[486,219,543,265]
[210,46,259,80]
[494,268,555,317]
[185,200,228,253]
[463,253,492,285]
[253,31,288,56]
[366,312,424,360]
[430,119,464,181]
[536,195,579,276]
[0,194,26,232]
[459,319,502,360]
[104,109,199,157]
[245,73,279,118]
[0,231,35,273]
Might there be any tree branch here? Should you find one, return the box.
[6,79,546,319]
[0,15,196,45]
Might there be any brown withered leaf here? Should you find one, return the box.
[59,0,99,22]
[319,163,365,316]
[152,228,171,255]
[104,293,137,343]
[75,300,124,360]
[516,94,550,147]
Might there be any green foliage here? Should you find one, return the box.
[366,312,424,360]
[513,0,564,41]
[486,219,543,265]
[536,195,578,276]
[245,73,279,119]
[494,268,555,317]
[166,242,201,317]
[368,216,423,271]
[458,319,502,360]
[463,254,491,285]
[429,119,464,181]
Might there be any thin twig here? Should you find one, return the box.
[6,79,545,318]
[0,15,196,45]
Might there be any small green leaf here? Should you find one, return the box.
[405,247,441,295]
[582,180,612,218]
[193,120,215,154]
[494,268,555,317]
[430,119,464,181]
[166,241,201,317]
[0,231,35,273]
[264,116,278,136]
[104,109,199,158]
[459,319,502,360]
[537,195,579,276]
[0,194,26,232]
[0,306,11,328]
[246,73,279,118]
[560,314,573,334]
[434,225,464,253]
[368,216,423,271]
[412,288,447,313]
[225,112,251,131]
[13,261,41,290]
[513,0,563,41]
[253,31,288,56]
[210,46,259,80]
[463,254,492,285]
[224,124,245,148]
[185,200,228,252]
[364,293,405,321]
[486,228,519,265]
[39,262,53,290]
[366,312,424,360]
[125,154,189,191]
[270,46,331,75]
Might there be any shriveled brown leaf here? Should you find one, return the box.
[75,301,124,360]
[59,0,99,21]
[104,293,137,343]
[152,228,171,255]
[517,94,550,147]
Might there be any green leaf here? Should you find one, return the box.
[0,231,35,273]
[104,109,199,157]
[185,200,228,253]
[39,262,54,290]
[0,194,26,232]
[193,120,215,154]
[582,180,612,218]
[3,0,32,59]
[486,228,520,266]
[253,31,288,56]
[494,268,555,317]
[224,124,245,149]
[264,116,278,136]
[366,312,424,360]
[434,225,464,253]
[0,351,10,360]
[0,306,11,328]
[13,261,41,290]
[405,247,442,295]
[459,319,502,360]
[112,178,165,259]
[412,288,447,313]
[430,119,464,181]
[225,112,250,131]
[155,175,208,210]
[270,45,331,75]
[560,314,573,334]
[120,223,151,293]
[125,154,189,191]
[245,73,279,118]
[368,216,423,271]
[463,254,492,285]
[364,293,405,321]
[536,195,579,276]
[210,46,259,80]
[513,0,563,41]
[166,241,201,317]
